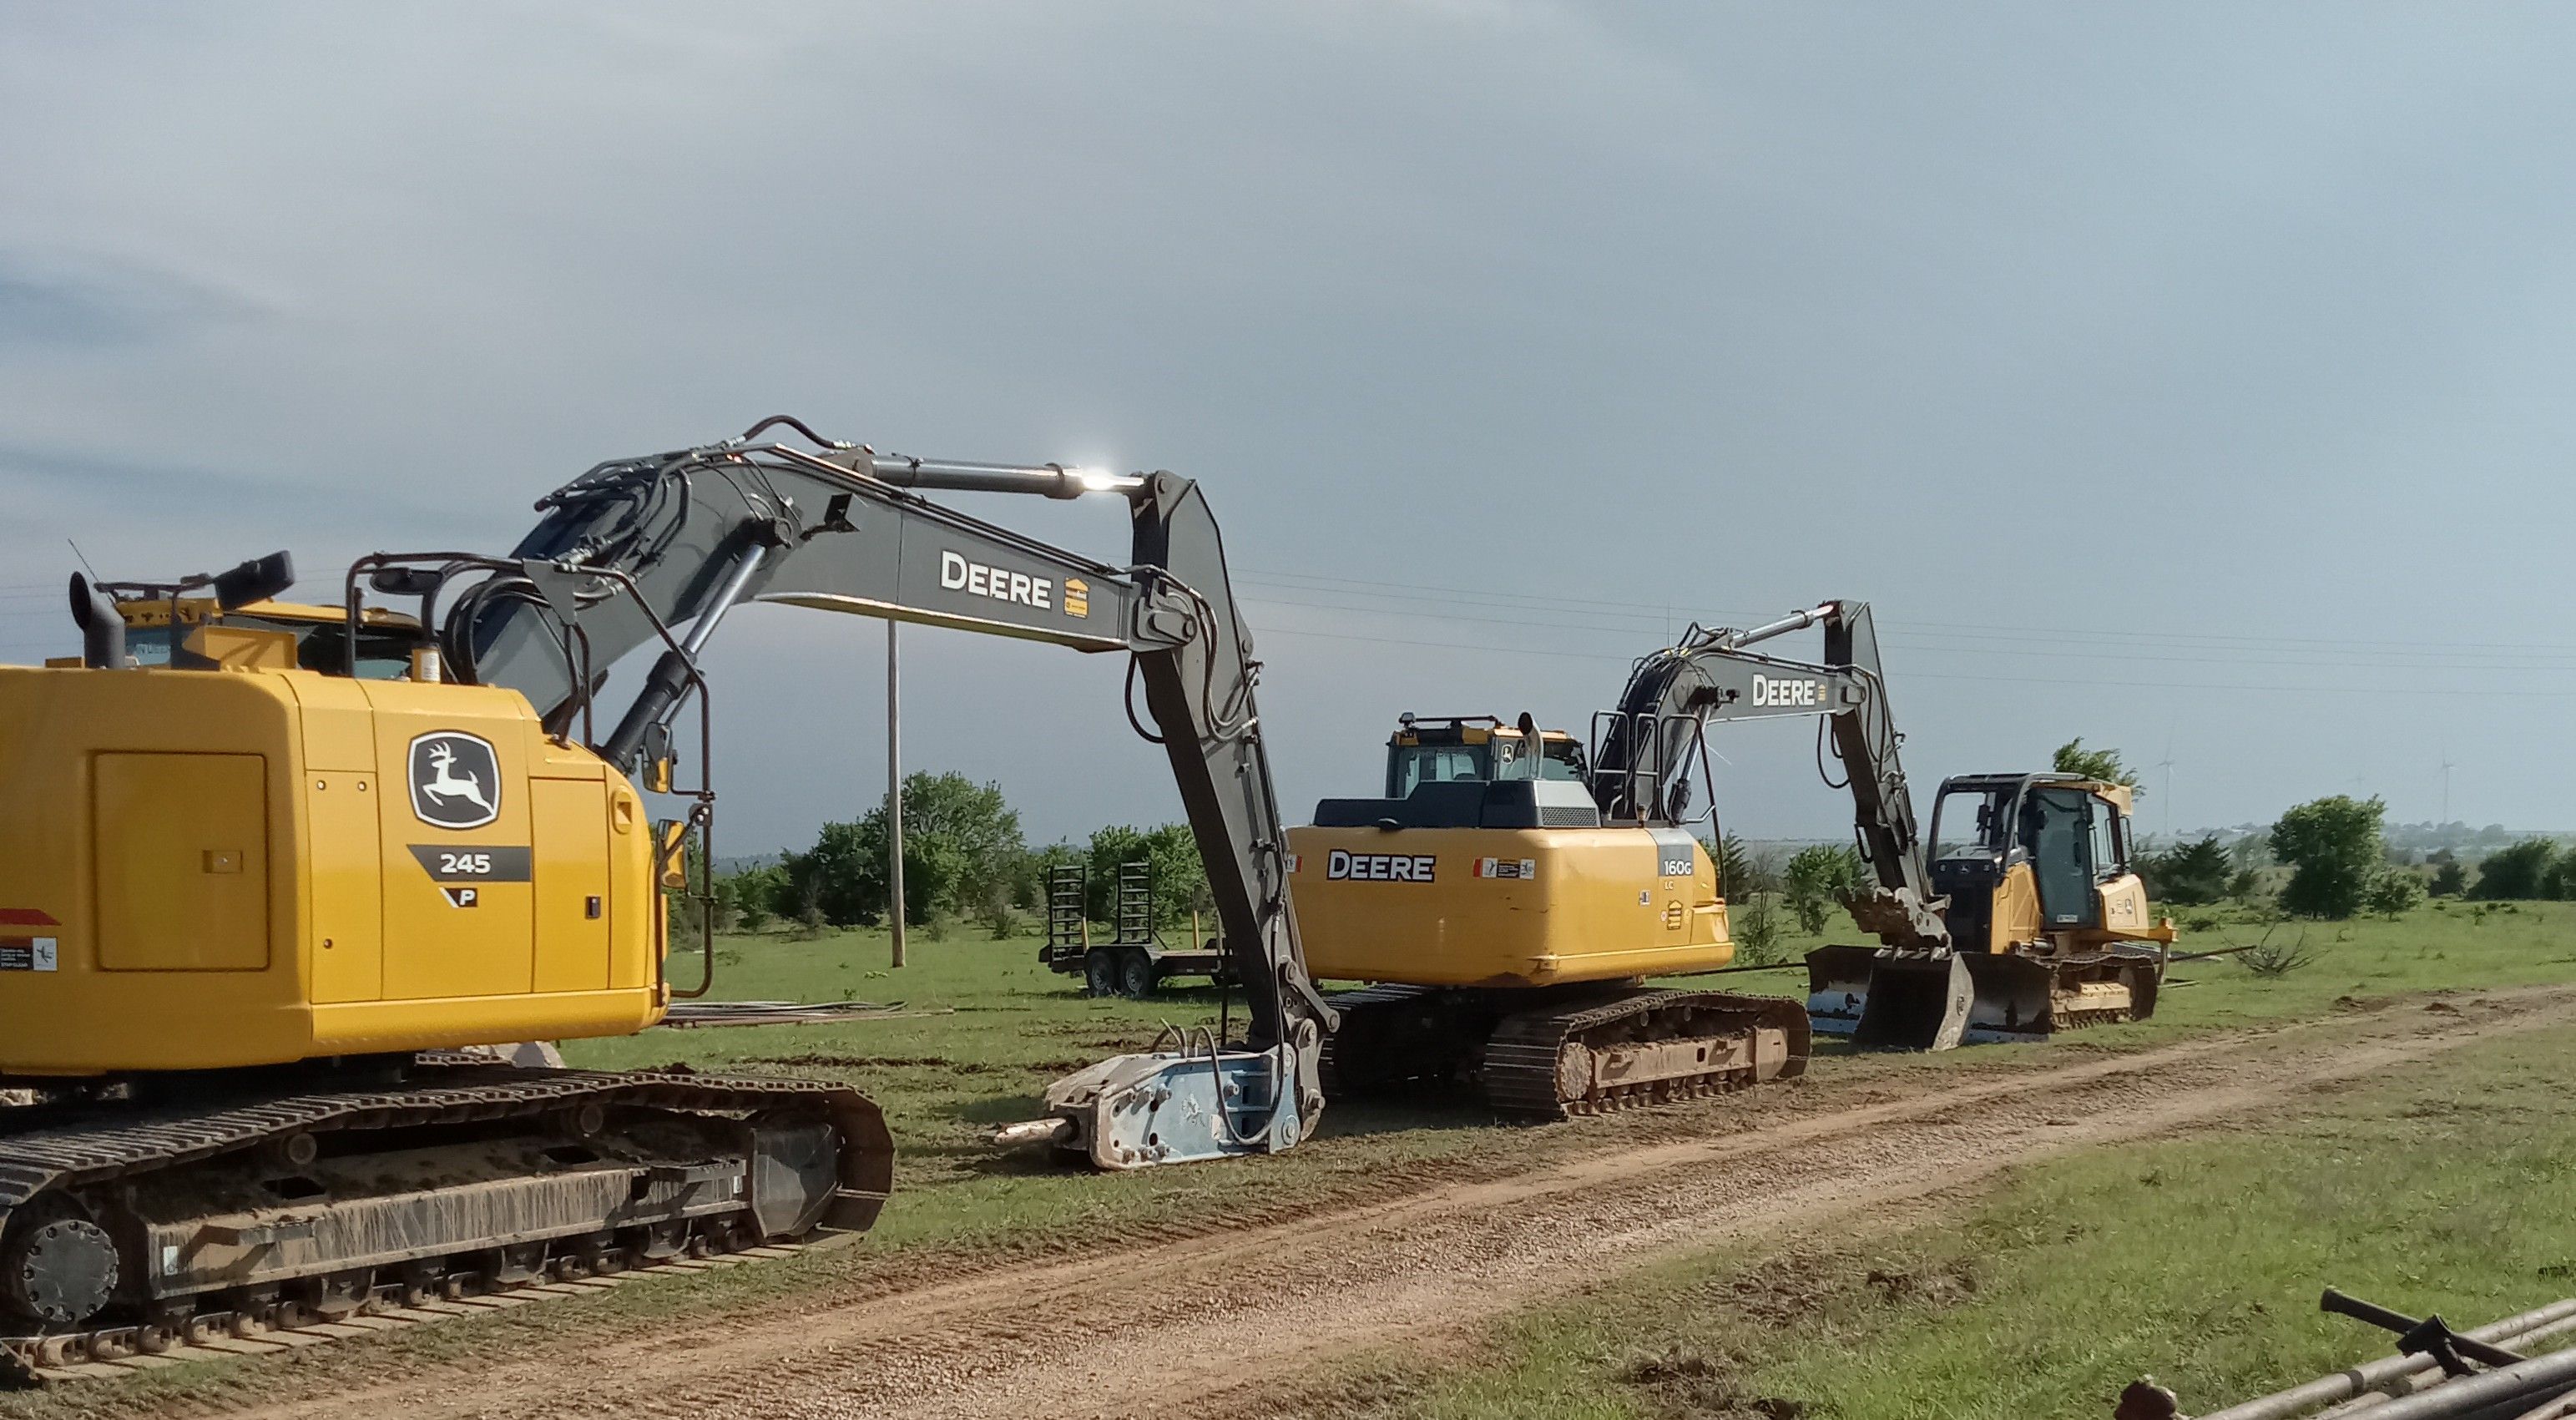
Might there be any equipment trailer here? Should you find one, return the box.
[1039,862,1231,998]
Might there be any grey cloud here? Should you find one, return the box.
[2,3,2572,842]
[0,253,263,349]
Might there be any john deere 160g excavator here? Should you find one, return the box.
[1288,599,2173,1118]
[0,417,1329,1378]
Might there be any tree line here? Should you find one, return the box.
[702,746,2561,942]
[708,771,1210,937]
[2054,741,2558,920]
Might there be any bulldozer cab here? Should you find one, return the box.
[1383,715,1588,796]
[1927,773,2139,952]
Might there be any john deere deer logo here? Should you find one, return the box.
[408,732,502,830]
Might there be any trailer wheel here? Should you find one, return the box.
[1117,948,1159,999]
[1083,949,1120,998]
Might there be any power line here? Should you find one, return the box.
[1247,623,2576,699]
[1237,594,2576,675]
[1238,567,2576,657]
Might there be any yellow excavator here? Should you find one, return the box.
[0,418,1331,1377]
[1287,601,2174,1119]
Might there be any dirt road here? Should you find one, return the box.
[224,987,2573,1420]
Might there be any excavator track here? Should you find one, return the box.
[1325,985,1810,1120]
[0,1060,891,1387]
[1483,989,1811,1119]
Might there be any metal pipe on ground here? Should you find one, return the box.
[2318,1320,2576,1416]
[2351,1347,2576,1420]
[2200,1299,2576,1420]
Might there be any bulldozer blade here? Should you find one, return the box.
[1804,947,1974,1052]
[1804,945,1879,1038]
[1956,953,2064,1043]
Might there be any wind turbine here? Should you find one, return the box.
[2154,716,2177,841]
[2439,750,2455,826]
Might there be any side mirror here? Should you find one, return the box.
[641,722,675,792]
[212,551,295,611]
[654,819,691,890]
[371,567,442,598]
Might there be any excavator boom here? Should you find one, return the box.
[365,420,1330,1160]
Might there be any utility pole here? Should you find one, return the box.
[886,619,906,969]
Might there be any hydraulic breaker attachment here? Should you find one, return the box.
[995,1023,1324,1170]
[1806,946,1974,1051]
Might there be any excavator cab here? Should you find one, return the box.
[92,594,427,678]
[1382,714,1589,795]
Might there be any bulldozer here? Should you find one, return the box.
[0,418,1333,1378]
[1287,600,2174,1119]
[1806,771,2172,1047]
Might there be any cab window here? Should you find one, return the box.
[1388,745,1488,796]
[2089,801,2126,881]
[1932,786,2012,861]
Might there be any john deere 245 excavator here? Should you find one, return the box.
[0,418,1330,1378]
[1288,599,2173,1118]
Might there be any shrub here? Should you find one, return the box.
[2241,933,2316,978]
[2363,870,2425,918]
[2471,840,2556,901]
[1783,844,1863,935]
[2139,835,2230,906]
[1083,823,1209,930]
[1734,892,1786,966]
[2270,796,2386,920]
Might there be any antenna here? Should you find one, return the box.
[65,538,99,581]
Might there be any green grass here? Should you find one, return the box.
[1333,1017,2576,1420]
[563,925,1532,1256]
[559,900,2576,1258]
[10,900,2566,1417]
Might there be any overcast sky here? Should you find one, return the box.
[5,2,2572,851]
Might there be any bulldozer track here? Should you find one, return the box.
[0,1064,889,1386]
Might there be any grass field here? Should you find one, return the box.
[8,899,2567,1419]
[1330,1017,2576,1420]
[562,897,2576,1258]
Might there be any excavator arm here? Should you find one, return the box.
[349,417,1328,1168]
[1590,600,1947,947]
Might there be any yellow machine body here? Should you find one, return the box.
[1288,825,1733,987]
[0,659,663,1075]
[1808,772,2175,1049]
[1960,859,2164,953]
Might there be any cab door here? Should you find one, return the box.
[2023,786,2104,931]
